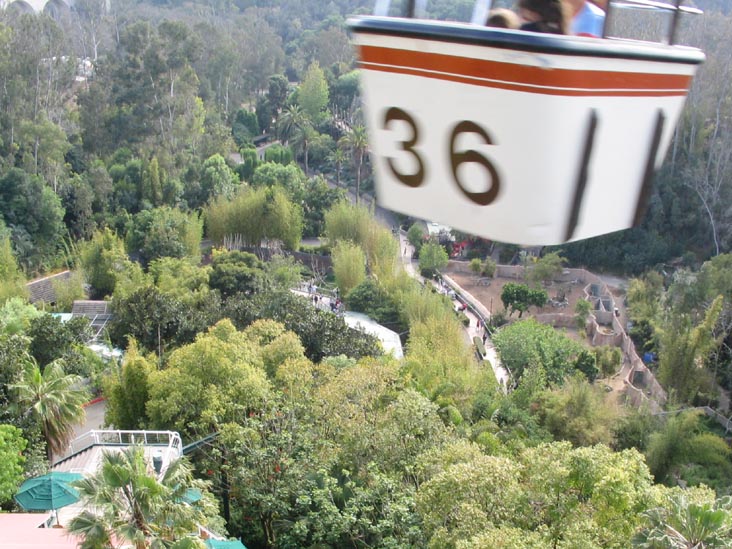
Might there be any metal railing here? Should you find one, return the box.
[54,430,182,465]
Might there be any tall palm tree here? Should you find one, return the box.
[276,104,314,174]
[339,125,369,204]
[11,361,88,461]
[69,447,207,549]
[328,147,347,186]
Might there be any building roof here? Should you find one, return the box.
[26,271,73,304]
[344,312,404,359]
[71,300,112,339]
[0,514,82,549]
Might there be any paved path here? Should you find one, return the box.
[398,232,510,389]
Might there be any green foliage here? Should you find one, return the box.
[109,285,217,355]
[0,168,65,270]
[200,153,240,201]
[469,258,482,275]
[634,493,732,548]
[237,146,259,181]
[208,250,265,298]
[332,241,366,296]
[27,314,91,370]
[419,240,449,277]
[0,235,27,304]
[224,290,382,362]
[302,176,346,238]
[533,376,618,446]
[232,108,259,147]
[146,320,272,436]
[645,410,732,489]
[80,228,129,299]
[482,257,497,278]
[0,424,26,505]
[263,143,293,165]
[595,345,623,377]
[51,270,86,312]
[407,223,425,254]
[575,297,592,330]
[69,447,215,548]
[297,61,329,123]
[657,296,723,403]
[251,161,306,199]
[527,252,566,287]
[347,278,406,335]
[149,257,211,305]
[492,318,587,383]
[104,342,153,430]
[0,298,41,336]
[11,361,89,460]
[324,201,372,246]
[126,207,203,266]
[205,186,303,250]
[500,282,548,318]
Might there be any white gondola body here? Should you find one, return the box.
[351,18,703,245]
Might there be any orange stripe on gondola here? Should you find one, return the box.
[357,45,692,97]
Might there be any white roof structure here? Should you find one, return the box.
[344,312,404,359]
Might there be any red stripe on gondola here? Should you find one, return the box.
[357,45,692,97]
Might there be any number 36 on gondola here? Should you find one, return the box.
[350,16,704,246]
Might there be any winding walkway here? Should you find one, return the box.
[397,232,510,390]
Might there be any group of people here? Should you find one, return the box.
[487,0,606,37]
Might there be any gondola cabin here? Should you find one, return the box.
[348,0,704,245]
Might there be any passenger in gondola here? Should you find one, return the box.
[567,0,605,36]
[517,0,569,34]
[485,8,521,29]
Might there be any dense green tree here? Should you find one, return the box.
[302,176,346,237]
[533,376,618,446]
[0,168,65,270]
[208,250,265,298]
[11,362,88,461]
[347,278,406,335]
[224,290,382,362]
[297,61,329,124]
[418,240,449,277]
[104,342,153,431]
[500,282,548,318]
[527,252,567,287]
[645,410,732,489]
[27,314,91,370]
[332,241,366,296]
[0,424,26,506]
[267,74,289,115]
[492,318,586,382]
[251,161,307,200]
[146,320,272,437]
[200,153,240,202]
[80,228,129,299]
[126,207,203,266]
[232,108,260,147]
[657,296,722,403]
[407,223,426,254]
[0,235,27,304]
[109,286,215,355]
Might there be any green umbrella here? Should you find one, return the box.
[14,472,83,511]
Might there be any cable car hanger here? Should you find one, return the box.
[349,0,704,246]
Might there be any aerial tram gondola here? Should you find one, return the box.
[348,0,705,245]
